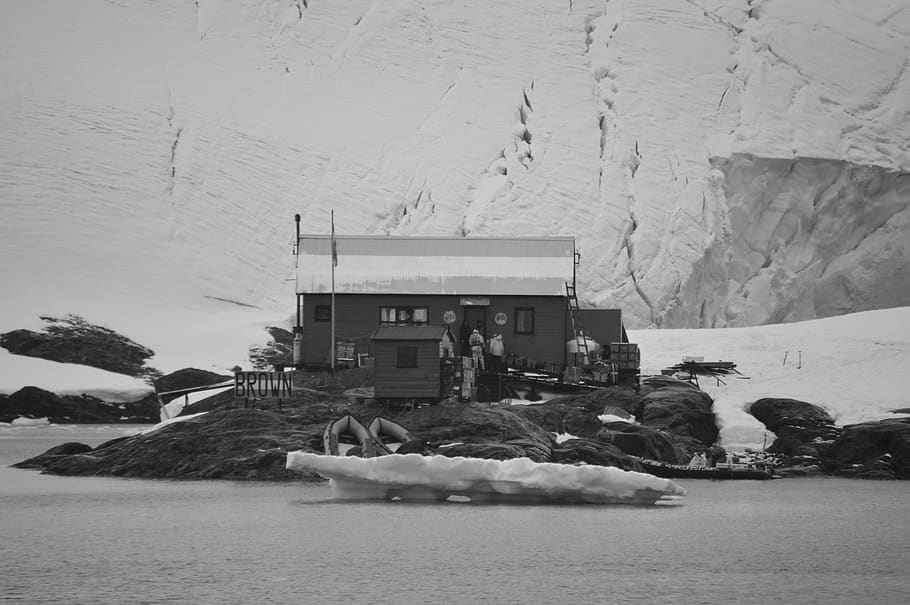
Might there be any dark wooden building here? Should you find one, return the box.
[371,325,455,400]
[293,234,628,372]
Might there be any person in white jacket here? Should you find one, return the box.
[469,328,485,370]
[488,333,504,371]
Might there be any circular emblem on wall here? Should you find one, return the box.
[494,312,508,325]
[443,310,457,324]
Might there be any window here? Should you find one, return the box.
[314,305,331,322]
[396,346,418,368]
[515,307,535,335]
[379,306,429,326]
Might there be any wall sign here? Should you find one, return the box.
[234,372,293,398]
[494,312,508,325]
[460,297,490,306]
[443,310,457,324]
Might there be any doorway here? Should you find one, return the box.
[461,305,487,354]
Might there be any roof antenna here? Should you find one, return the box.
[293,214,301,266]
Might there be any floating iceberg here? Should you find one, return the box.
[9,417,51,427]
[286,452,685,505]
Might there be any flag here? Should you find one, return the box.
[331,211,338,267]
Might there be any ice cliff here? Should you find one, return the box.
[2,0,909,346]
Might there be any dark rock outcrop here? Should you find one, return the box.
[0,314,159,380]
[544,386,641,414]
[399,401,555,455]
[744,397,910,478]
[596,422,687,464]
[0,365,237,425]
[747,398,840,461]
[154,368,231,394]
[12,367,729,480]
[395,439,432,455]
[14,408,321,481]
[510,402,603,438]
[638,378,718,454]
[437,442,541,461]
[14,442,94,469]
[550,438,643,471]
[0,386,158,424]
[831,418,910,479]
[510,380,720,460]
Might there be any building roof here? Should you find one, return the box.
[370,325,454,341]
[296,235,575,296]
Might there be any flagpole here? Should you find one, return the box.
[330,210,336,378]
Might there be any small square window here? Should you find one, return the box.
[315,305,331,322]
[380,307,396,324]
[396,346,418,368]
[515,307,535,335]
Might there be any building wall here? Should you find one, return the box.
[573,309,624,346]
[299,293,568,367]
[373,339,442,399]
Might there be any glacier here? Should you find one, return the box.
[1,0,909,373]
[285,451,686,504]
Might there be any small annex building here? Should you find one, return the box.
[370,325,456,400]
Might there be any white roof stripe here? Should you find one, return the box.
[296,236,575,296]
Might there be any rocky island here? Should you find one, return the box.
[10,367,910,481]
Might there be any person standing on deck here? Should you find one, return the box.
[488,333,504,372]
[459,319,471,357]
[469,328,485,370]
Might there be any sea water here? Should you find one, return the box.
[2,425,909,604]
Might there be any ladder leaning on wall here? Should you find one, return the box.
[565,281,590,365]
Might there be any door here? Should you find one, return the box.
[461,305,487,355]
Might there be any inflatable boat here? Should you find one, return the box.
[323,414,382,457]
[367,416,415,453]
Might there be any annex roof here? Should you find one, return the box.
[295,235,575,296]
[370,325,454,341]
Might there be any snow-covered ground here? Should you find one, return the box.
[630,306,910,448]
[0,349,154,402]
[2,0,909,341]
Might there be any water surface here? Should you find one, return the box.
[2,426,908,604]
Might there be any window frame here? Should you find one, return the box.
[314,304,332,322]
[514,307,535,335]
[379,306,430,326]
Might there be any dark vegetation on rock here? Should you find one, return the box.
[747,398,910,479]
[153,368,231,393]
[14,363,906,480]
[248,326,294,370]
[638,380,719,455]
[0,386,158,424]
[13,369,723,480]
[597,422,687,464]
[0,314,161,382]
[747,397,840,469]
[15,408,320,481]
[830,418,910,479]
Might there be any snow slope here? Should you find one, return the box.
[1,1,909,384]
[630,307,910,448]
